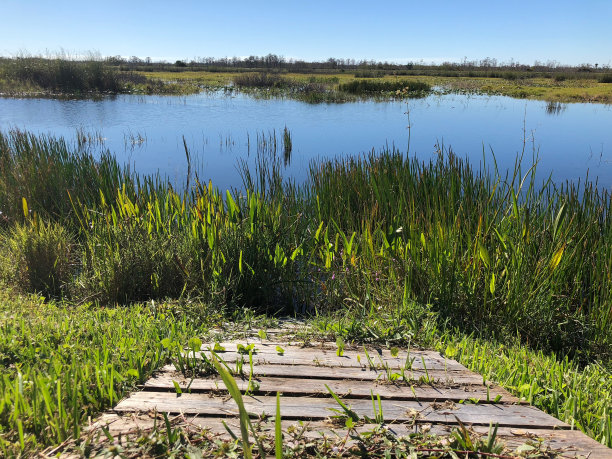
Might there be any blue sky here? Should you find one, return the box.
[1,0,610,66]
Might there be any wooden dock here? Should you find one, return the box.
[98,337,610,457]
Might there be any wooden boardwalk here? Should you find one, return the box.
[99,336,610,457]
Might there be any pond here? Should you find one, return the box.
[1,92,612,191]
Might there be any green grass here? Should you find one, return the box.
[313,301,612,446]
[1,129,612,454]
[0,289,224,455]
[1,290,609,456]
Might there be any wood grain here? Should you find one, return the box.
[144,374,520,403]
[114,392,568,428]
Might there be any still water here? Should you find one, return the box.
[1,92,612,191]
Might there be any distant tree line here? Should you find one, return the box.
[3,54,611,80]
[99,54,611,79]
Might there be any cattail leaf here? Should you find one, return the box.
[478,241,491,268]
[511,188,519,220]
[550,244,566,271]
[22,197,28,219]
[552,202,566,241]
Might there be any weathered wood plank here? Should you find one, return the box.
[160,363,488,384]
[209,341,438,355]
[198,349,465,371]
[145,374,520,403]
[206,341,452,362]
[425,424,612,458]
[92,414,610,458]
[114,392,567,428]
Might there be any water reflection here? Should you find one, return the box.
[0,93,611,190]
[545,101,567,115]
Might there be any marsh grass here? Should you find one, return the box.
[232,73,342,102]
[0,129,155,232]
[232,72,284,88]
[158,69,612,104]
[283,125,292,165]
[231,73,431,102]
[312,147,612,362]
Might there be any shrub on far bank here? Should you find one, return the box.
[599,74,612,83]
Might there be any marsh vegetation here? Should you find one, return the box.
[132,54,612,104]
[3,55,612,103]
[1,129,612,454]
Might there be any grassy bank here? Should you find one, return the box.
[139,69,612,104]
[1,129,612,454]
[0,57,198,96]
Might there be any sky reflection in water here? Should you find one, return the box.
[1,93,611,191]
